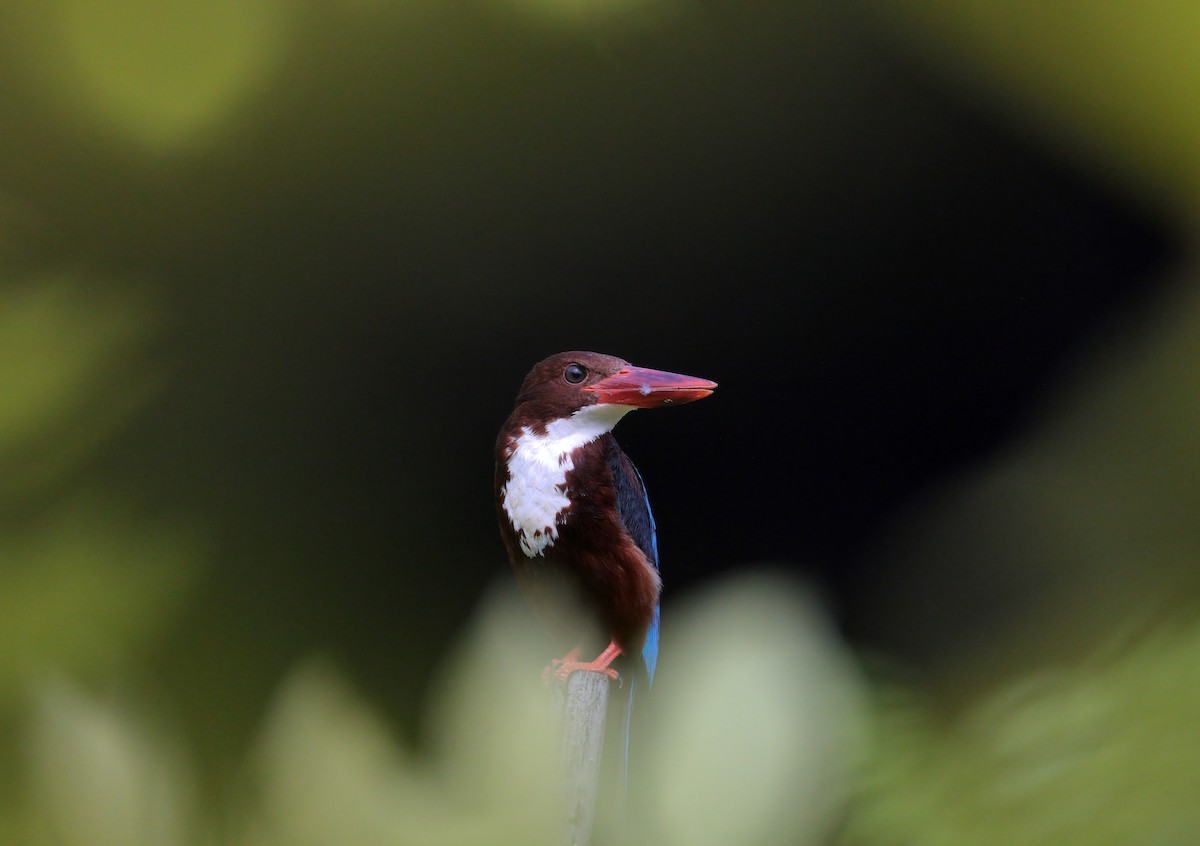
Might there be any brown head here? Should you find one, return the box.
[509,351,717,431]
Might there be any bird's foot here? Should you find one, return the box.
[547,659,620,684]
[543,641,623,685]
[543,646,582,684]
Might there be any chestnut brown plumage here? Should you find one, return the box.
[494,351,716,682]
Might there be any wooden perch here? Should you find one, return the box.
[559,670,611,846]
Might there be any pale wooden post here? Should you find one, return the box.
[559,671,610,846]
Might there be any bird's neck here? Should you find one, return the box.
[509,403,633,465]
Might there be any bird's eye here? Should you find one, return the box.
[564,364,587,384]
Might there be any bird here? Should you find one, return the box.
[494,351,717,693]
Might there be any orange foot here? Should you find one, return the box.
[543,640,623,685]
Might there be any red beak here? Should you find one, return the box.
[585,365,717,408]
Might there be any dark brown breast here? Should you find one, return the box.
[495,433,660,656]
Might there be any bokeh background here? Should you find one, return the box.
[3,0,1200,843]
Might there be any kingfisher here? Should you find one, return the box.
[494,351,717,691]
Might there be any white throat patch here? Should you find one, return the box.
[501,403,634,557]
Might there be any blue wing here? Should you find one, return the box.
[607,447,660,685]
[608,444,662,787]
[634,467,660,684]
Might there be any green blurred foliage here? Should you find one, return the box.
[498,0,679,29]
[14,0,288,152]
[836,284,1200,844]
[629,576,864,846]
[23,678,197,846]
[0,497,200,697]
[0,278,165,498]
[0,273,203,840]
[844,616,1200,846]
[1,0,1200,843]
[4,581,863,846]
[874,0,1200,219]
[0,275,199,694]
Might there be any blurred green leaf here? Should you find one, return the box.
[238,596,564,846]
[873,0,1200,213]
[633,574,866,846]
[4,575,868,846]
[0,276,164,499]
[15,0,288,151]
[24,679,195,846]
[0,497,203,698]
[844,617,1200,845]
[496,0,679,28]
